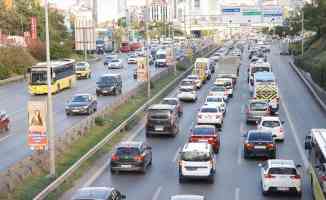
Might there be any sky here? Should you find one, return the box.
[51,0,145,22]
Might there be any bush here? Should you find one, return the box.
[176,62,187,71]
[0,64,10,80]
[94,117,105,126]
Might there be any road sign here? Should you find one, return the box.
[243,11,262,16]
[223,8,240,13]
[137,57,148,81]
[27,101,48,151]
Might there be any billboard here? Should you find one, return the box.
[136,57,148,81]
[31,16,37,40]
[75,11,96,51]
[27,101,48,151]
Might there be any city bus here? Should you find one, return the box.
[28,59,76,95]
[304,129,326,200]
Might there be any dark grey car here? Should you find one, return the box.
[96,74,122,96]
[246,100,270,123]
[72,187,126,200]
[65,94,97,115]
[243,130,276,159]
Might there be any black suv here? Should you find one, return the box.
[146,104,179,137]
[110,141,152,173]
[65,94,97,115]
[243,130,276,159]
[96,74,122,96]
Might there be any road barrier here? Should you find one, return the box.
[289,62,326,113]
[31,45,218,200]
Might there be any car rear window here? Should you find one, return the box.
[148,110,170,120]
[180,88,193,92]
[200,107,218,113]
[181,81,193,86]
[193,127,215,135]
[74,189,108,200]
[262,121,280,128]
[162,99,177,105]
[268,167,297,175]
[181,151,211,162]
[250,102,268,111]
[252,67,270,74]
[211,86,225,92]
[116,147,140,157]
[248,132,272,141]
[206,97,223,103]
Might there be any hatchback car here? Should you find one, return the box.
[214,78,234,98]
[108,59,123,69]
[170,195,205,200]
[127,54,137,64]
[243,130,276,159]
[179,79,196,90]
[162,97,183,116]
[189,125,220,153]
[75,62,91,79]
[260,159,302,196]
[197,105,224,128]
[246,100,271,123]
[178,142,215,183]
[187,75,202,89]
[208,86,228,101]
[204,96,226,116]
[110,141,152,173]
[178,87,197,102]
[65,94,97,115]
[72,187,126,200]
[258,116,285,141]
[96,74,122,96]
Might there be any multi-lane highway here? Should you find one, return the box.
[0,54,164,171]
[66,42,326,200]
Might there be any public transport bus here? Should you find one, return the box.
[28,59,76,95]
[304,129,326,200]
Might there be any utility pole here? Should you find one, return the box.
[301,9,304,56]
[83,27,87,61]
[146,0,151,98]
[44,0,56,177]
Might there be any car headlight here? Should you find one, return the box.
[82,106,89,109]
[65,106,70,109]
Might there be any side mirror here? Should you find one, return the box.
[281,121,285,124]
[296,164,302,168]
[304,135,312,150]
[272,135,277,138]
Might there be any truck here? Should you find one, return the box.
[194,58,210,83]
[96,38,113,54]
[216,56,240,86]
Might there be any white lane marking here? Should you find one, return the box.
[239,122,245,133]
[237,145,242,165]
[240,105,245,114]
[280,99,309,168]
[152,186,162,200]
[235,187,240,200]
[0,134,13,143]
[173,146,181,163]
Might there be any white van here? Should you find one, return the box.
[178,142,216,183]
[155,49,167,67]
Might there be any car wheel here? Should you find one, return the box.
[261,183,269,196]
[178,111,183,117]
[110,167,117,174]
[208,176,215,184]
[66,111,70,116]
[140,165,146,174]
[96,92,100,96]
[146,131,151,138]
[244,151,250,159]
[214,147,219,154]
[5,124,9,131]
[149,158,152,166]
[179,175,185,183]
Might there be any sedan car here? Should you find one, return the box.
[260,159,302,196]
[110,141,152,173]
[246,100,271,124]
[108,59,123,69]
[171,195,205,200]
[243,130,276,159]
[189,125,220,153]
[65,94,97,115]
[178,88,197,102]
[204,96,226,115]
[104,54,118,66]
[258,116,285,141]
[197,105,224,128]
[127,55,137,64]
[187,75,202,89]
[161,97,183,116]
[72,187,126,200]
[208,86,228,101]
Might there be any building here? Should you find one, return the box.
[117,0,128,18]
[76,0,98,25]
[150,0,169,22]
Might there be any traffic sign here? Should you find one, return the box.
[243,11,262,16]
[223,8,240,13]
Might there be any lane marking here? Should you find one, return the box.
[0,134,13,143]
[280,99,309,168]
[173,146,181,163]
[235,187,240,200]
[152,186,162,200]
[237,145,242,165]
[239,122,245,133]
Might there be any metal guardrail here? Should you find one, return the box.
[33,46,218,200]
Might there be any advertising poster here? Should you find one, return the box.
[136,57,148,81]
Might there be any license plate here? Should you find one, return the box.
[199,139,207,142]
[277,187,289,191]
[186,167,197,171]
[72,109,80,112]
[155,126,164,131]
[121,165,132,168]
[254,145,266,149]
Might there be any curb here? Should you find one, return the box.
[289,61,326,112]
[0,75,25,86]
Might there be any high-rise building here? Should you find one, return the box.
[117,0,128,18]
[76,0,98,25]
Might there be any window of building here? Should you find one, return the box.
[194,0,200,8]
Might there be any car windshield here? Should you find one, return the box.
[157,54,166,59]
[148,110,170,120]
[74,188,108,200]
[116,147,140,157]
[98,77,114,85]
[268,167,297,175]
[252,67,270,74]
[211,86,225,92]
[180,88,193,92]
[200,107,218,113]
[193,127,215,135]
[188,76,198,80]
[250,102,268,111]
[206,97,222,103]
[248,133,272,141]
[111,59,119,63]
[262,120,280,128]
[76,63,86,67]
[181,81,193,86]
[181,151,210,161]
[162,99,177,105]
[72,95,90,102]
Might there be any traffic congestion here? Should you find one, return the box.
[65,37,326,200]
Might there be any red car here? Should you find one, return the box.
[0,111,9,132]
[188,125,220,153]
[120,42,130,53]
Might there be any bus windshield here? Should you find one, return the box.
[30,70,47,85]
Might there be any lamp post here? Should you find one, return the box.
[44,0,56,177]
[301,9,304,56]
[146,0,151,98]
[229,20,232,40]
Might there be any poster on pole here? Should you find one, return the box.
[74,11,96,51]
[27,101,48,151]
[31,16,37,40]
[136,57,148,81]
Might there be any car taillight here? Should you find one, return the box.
[134,155,144,161]
[111,154,119,161]
[266,144,274,149]
[290,175,301,179]
[245,143,254,149]
[198,114,202,119]
[264,174,275,178]
[208,137,217,143]
[320,175,326,181]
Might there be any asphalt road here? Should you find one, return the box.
[85,43,326,200]
[0,54,164,171]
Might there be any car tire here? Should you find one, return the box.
[179,175,185,183]
[244,151,250,159]
[66,111,70,116]
[178,111,183,117]
[140,165,146,174]
[96,92,100,96]
[208,176,215,184]
[5,124,9,131]
[110,167,117,174]
[262,186,269,196]
[146,131,151,138]
[214,147,219,154]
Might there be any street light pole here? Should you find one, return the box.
[146,0,151,98]
[301,9,304,56]
[44,0,56,177]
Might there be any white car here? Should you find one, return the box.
[260,159,302,197]
[178,88,197,102]
[178,142,215,183]
[179,79,196,90]
[108,59,123,69]
[214,78,234,98]
[197,105,224,128]
[258,116,285,141]
[187,75,202,89]
[204,96,226,115]
[127,55,137,64]
[171,195,205,200]
[208,86,228,101]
